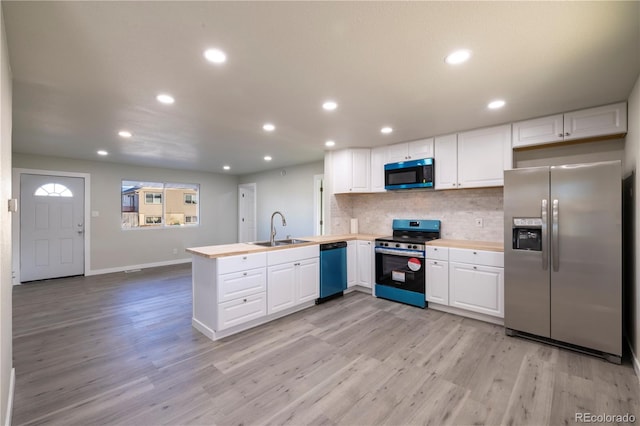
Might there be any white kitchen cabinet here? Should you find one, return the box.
[356,240,373,288]
[347,241,357,288]
[267,262,297,314]
[191,252,268,333]
[347,240,373,289]
[426,246,449,305]
[297,258,320,304]
[563,102,627,141]
[267,246,320,315]
[448,248,504,318]
[512,114,564,148]
[218,293,267,330]
[512,102,627,148]
[370,146,387,193]
[386,138,434,163]
[332,148,371,194]
[434,133,458,190]
[457,124,512,188]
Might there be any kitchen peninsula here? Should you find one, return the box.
[186,234,381,340]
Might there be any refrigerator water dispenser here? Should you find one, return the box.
[512,218,542,251]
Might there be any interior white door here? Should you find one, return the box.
[20,174,85,282]
[238,183,257,242]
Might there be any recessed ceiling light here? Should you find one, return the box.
[97,150,108,156]
[156,93,175,104]
[118,130,132,138]
[223,165,231,170]
[322,101,338,111]
[264,156,272,161]
[203,48,227,64]
[325,140,336,147]
[381,126,393,134]
[445,49,472,65]
[488,99,506,109]
[263,123,275,132]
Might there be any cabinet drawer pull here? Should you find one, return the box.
[558,133,563,137]
[565,132,570,136]
[473,266,477,270]
[434,261,438,265]
[243,298,247,302]
[243,272,248,276]
[473,251,477,255]
[242,256,247,260]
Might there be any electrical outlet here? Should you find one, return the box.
[475,218,483,227]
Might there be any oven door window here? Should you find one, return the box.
[376,252,425,293]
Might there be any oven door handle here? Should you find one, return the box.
[374,248,425,258]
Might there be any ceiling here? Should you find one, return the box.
[3,1,640,175]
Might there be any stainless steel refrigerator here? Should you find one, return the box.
[504,160,622,363]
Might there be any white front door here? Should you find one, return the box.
[20,174,85,282]
[238,183,256,242]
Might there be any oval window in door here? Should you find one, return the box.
[34,183,73,197]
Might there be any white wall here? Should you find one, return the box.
[239,161,324,241]
[0,4,13,424]
[12,153,239,274]
[624,72,640,375]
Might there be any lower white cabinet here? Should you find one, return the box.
[425,246,504,319]
[267,246,319,315]
[347,240,372,288]
[356,240,373,288]
[426,259,449,305]
[347,241,357,288]
[448,248,504,318]
[426,246,449,305]
[218,292,267,330]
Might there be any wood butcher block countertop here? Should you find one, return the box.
[426,239,504,252]
[186,234,384,259]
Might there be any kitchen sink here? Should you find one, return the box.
[249,238,311,247]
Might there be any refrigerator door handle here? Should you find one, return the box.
[552,199,559,271]
[541,199,548,271]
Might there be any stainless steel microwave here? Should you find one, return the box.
[384,158,434,190]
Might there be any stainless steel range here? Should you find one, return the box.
[375,219,441,308]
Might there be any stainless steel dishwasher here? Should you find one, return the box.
[316,241,347,304]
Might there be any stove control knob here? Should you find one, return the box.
[412,245,418,249]
[395,243,400,248]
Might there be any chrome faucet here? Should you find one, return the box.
[270,211,287,245]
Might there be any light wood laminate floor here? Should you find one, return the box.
[12,264,640,425]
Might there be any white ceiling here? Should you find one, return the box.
[4,1,640,175]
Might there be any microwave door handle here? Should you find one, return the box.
[541,199,548,271]
[552,199,559,271]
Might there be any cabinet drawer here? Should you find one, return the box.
[218,268,266,303]
[449,248,503,267]
[267,245,319,266]
[217,252,266,275]
[426,246,449,261]
[217,292,266,330]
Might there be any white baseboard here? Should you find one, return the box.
[627,337,640,383]
[4,368,14,426]
[427,302,505,326]
[87,258,191,276]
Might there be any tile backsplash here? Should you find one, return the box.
[330,187,504,242]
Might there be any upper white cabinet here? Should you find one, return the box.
[436,125,512,190]
[386,138,434,163]
[512,102,627,148]
[370,146,387,193]
[434,134,458,190]
[332,149,371,194]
